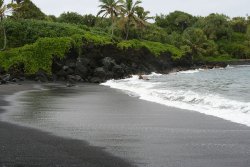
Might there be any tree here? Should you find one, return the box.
[182,27,218,60]
[134,6,152,39]
[12,0,45,20]
[231,17,248,33]
[155,11,196,33]
[195,14,232,40]
[135,6,152,22]
[120,0,143,39]
[0,0,19,50]
[97,0,123,37]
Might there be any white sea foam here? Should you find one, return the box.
[102,72,250,127]
[178,69,200,74]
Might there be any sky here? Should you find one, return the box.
[8,0,250,18]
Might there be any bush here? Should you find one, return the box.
[0,37,75,74]
[117,39,183,58]
[203,54,235,62]
[58,12,97,27]
[2,19,89,48]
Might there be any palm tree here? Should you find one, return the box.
[120,0,142,40]
[0,0,19,50]
[97,0,123,37]
[135,6,153,38]
[135,6,152,22]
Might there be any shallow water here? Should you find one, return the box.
[102,65,250,126]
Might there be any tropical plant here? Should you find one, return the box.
[0,0,20,50]
[11,0,45,20]
[134,6,152,38]
[119,0,143,40]
[195,14,232,40]
[231,17,248,33]
[97,0,123,37]
[182,28,207,55]
[155,11,196,33]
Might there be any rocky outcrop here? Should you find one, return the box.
[0,43,231,85]
[47,43,174,83]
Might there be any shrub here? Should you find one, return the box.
[117,39,183,58]
[1,19,88,48]
[0,37,74,74]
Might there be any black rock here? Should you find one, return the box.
[65,60,76,68]
[65,68,74,75]
[78,58,90,66]
[11,78,17,82]
[76,62,88,78]
[90,77,104,83]
[56,69,67,77]
[94,67,106,78]
[0,66,5,75]
[1,74,11,82]
[74,75,83,82]
[102,57,116,71]
[67,75,83,82]
[35,69,48,82]
[112,65,125,79]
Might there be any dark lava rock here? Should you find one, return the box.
[56,69,67,77]
[112,65,125,79]
[0,66,5,75]
[90,77,104,83]
[75,62,88,78]
[0,74,11,84]
[65,68,75,75]
[67,75,83,82]
[65,60,76,68]
[74,75,83,82]
[79,58,91,66]
[35,69,48,82]
[94,67,106,78]
[102,57,116,71]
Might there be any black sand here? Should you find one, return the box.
[0,83,133,167]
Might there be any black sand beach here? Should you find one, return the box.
[0,83,133,167]
[1,83,250,167]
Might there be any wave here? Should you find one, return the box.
[101,73,250,127]
[178,69,200,74]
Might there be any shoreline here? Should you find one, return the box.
[0,83,133,167]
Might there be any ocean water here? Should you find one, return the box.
[102,65,250,126]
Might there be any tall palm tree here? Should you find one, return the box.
[120,0,142,40]
[135,6,153,38]
[97,0,123,37]
[135,6,153,22]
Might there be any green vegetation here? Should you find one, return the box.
[117,39,183,58]
[0,0,249,75]
[0,0,20,50]
[0,37,74,74]
[11,0,46,20]
[1,19,88,48]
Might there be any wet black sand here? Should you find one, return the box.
[0,83,133,167]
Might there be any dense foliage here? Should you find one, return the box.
[117,39,183,58]
[11,0,46,20]
[1,19,88,48]
[0,0,249,75]
[0,37,74,74]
